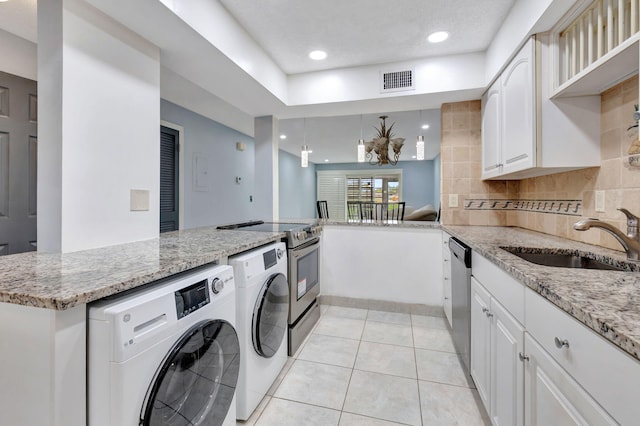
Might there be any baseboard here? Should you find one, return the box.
[318,295,444,317]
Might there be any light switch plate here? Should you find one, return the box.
[130,189,150,211]
[595,190,605,212]
[449,194,459,208]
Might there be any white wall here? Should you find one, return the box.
[321,226,443,307]
[288,53,486,107]
[39,0,161,252]
[485,0,576,84]
[0,29,37,80]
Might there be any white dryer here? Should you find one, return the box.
[88,264,240,426]
[229,242,289,420]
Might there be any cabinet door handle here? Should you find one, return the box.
[482,307,493,318]
[554,337,570,349]
[519,352,530,362]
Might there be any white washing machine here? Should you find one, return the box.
[88,264,240,426]
[229,242,289,420]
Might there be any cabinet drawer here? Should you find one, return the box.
[525,288,640,425]
[471,252,524,323]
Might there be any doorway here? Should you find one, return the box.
[0,71,37,254]
[160,125,180,232]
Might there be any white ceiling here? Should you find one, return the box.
[0,0,516,163]
[219,0,516,74]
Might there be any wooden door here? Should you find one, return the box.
[0,71,37,254]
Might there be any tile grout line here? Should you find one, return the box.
[411,313,425,426]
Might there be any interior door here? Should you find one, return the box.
[0,71,37,254]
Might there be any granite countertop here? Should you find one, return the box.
[0,227,284,310]
[321,219,441,229]
[443,225,640,362]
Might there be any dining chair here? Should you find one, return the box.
[317,200,329,219]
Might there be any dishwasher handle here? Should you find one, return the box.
[449,237,472,268]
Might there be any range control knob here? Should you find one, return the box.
[297,231,306,240]
[211,277,224,294]
[277,248,285,259]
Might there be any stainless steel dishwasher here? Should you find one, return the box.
[449,236,472,373]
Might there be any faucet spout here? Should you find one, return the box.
[573,217,640,261]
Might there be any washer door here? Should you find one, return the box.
[141,319,240,426]
[252,272,289,358]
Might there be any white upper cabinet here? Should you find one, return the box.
[481,35,601,180]
[500,39,536,176]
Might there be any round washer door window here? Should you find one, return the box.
[141,319,240,426]
[252,272,289,358]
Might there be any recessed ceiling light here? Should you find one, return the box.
[427,31,449,43]
[280,134,287,140]
[324,159,329,162]
[309,50,327,60]
[412,155,417,159]
[307,150,313,154]
[422,124,430,130]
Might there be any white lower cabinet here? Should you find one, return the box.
[523,333,616,425]
[471,252,640,426]
[471,277,524,426]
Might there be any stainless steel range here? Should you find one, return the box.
[217,221,322,355]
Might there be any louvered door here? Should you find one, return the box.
[160,126,179,232]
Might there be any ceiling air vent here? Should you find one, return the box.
[380,69,415,93]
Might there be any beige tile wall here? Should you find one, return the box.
[441,76,640,252]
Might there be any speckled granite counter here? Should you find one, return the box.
[321,219,441,229]
[0,227,283,310]
[443,225,640,362]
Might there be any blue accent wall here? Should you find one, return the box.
[161,100,256,228]
[315,160,438,210]
[279,150,317,219]
[433,154,441,211]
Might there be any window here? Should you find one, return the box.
[318,170,402,220]
[347,176,400,203]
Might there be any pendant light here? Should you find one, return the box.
[301,118,309,167]
[357,114,365,162]
[416,110,425,161]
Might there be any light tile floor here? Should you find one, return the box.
[237,305,490,426]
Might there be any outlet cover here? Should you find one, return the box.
[130,189,150,211]
[449,194,459,208]
[595,190,605,212]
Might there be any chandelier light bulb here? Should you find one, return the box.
[301,145,309,167]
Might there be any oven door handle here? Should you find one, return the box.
[290,238,320,257]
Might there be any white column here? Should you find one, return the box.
[38,0,161,253]
[254,116,279,220]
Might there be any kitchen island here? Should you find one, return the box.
[0,226,284,426]
[319,220,444,314]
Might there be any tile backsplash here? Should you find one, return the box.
[441,76,640,252]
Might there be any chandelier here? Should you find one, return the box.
[359,115,405,166]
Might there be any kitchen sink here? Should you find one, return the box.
[500,247,629,271]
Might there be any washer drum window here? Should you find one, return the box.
[140,319,240,426]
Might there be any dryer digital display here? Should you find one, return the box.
[263,249,277,269]
[174,279,210,318]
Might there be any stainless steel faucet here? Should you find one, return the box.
[573,208,640,261]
